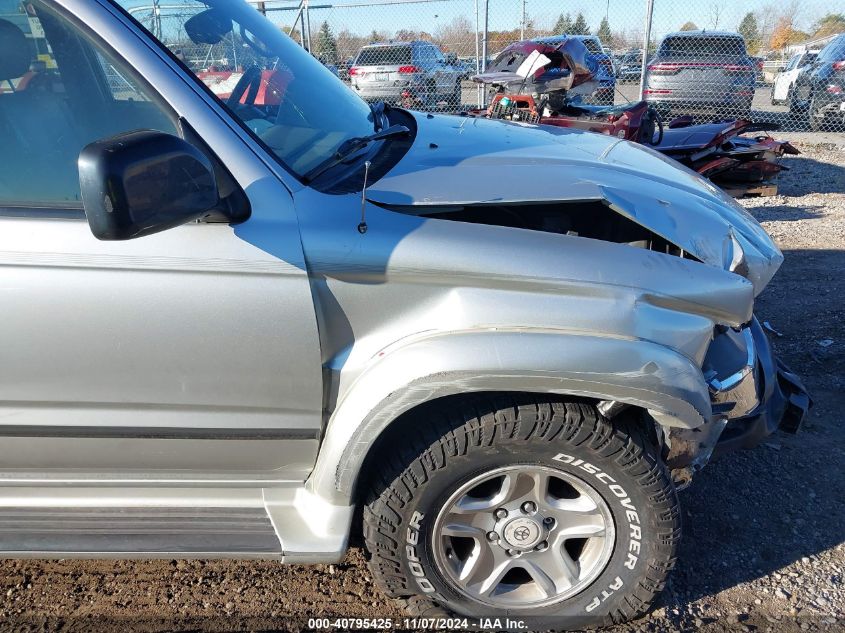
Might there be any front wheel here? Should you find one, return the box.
[808,95,825,131]
[363,396,680,629]
[790,83,809,115]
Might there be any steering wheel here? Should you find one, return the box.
[639,105,664,146]
[227,65,263,112]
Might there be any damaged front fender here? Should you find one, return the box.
[308,329,713,504]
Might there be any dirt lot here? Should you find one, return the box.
[1,141,844,633]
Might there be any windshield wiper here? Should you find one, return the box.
[303,124,410,183]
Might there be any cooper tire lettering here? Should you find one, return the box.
[404,512,436,593]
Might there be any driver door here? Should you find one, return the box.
[0,0,324,481]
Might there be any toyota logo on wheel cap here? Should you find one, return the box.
[502,517,542,549]
[513,526,532,541]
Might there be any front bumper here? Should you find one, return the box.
[712,321,810,456]
[666,318,810,474]
[352,83,411,101]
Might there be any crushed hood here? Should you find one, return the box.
[368,112,783,295]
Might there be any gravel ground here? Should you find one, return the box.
[1,143,843,633]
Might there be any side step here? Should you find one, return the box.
[0,506,282,558]
[0,486,354,561]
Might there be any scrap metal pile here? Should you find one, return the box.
[468,37,798,197]
[655,118,799,197]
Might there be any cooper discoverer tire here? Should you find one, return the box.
[362,395,680,629]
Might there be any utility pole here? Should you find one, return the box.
[475,0,481,107]
[520,0,526,40]
[304,0,312,53]
[481,0,489,70]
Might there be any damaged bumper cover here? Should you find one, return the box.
[666,317,811,478]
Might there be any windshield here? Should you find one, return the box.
[113,0,376,177]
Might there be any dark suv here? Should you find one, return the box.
[644,31,756,117]
[790,34,845,130]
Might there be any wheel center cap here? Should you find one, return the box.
[502,517,543,549]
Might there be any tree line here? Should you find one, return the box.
[684,11,844,55]
[304,9,845,65]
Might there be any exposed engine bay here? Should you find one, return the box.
[374,200,696,259]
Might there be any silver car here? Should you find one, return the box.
[644,31,756,117]
[350,40,462,108]
[0,0,808,628]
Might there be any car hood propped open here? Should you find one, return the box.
[367,112,783,295]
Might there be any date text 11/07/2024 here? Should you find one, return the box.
[306,617,514,629]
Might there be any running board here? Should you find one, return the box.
[0,486,353,562]
[0,506,282,558]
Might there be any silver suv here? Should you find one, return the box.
[0,0,808,628]
[350,40,462,108]
[644,31,756,118]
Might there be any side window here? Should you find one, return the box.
[0,0,177,208]
[433,47,446,64]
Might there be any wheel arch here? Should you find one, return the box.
[306,330,710,506]
[352,391,666,508]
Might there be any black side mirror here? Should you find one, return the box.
[78,130,220,241]
[185,8,232,45]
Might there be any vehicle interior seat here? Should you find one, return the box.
[0,18,84,207]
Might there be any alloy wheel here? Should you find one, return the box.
[432,465,615,609]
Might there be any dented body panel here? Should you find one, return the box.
[293,113,795,503]
[366,114,783,294]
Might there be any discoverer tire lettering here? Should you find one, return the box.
[552,453,643,573]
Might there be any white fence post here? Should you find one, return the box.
[639,0,654,101]
[481,0,489,105]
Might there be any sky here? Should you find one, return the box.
[256,0,834,43]
[108,0,837,55]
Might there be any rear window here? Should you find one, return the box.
[355,46,413,66]
[659,36,746,57]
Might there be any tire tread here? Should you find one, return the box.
[362,394,680,624]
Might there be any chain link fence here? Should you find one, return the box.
[182,0,839,132]
[124,0,845,132]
